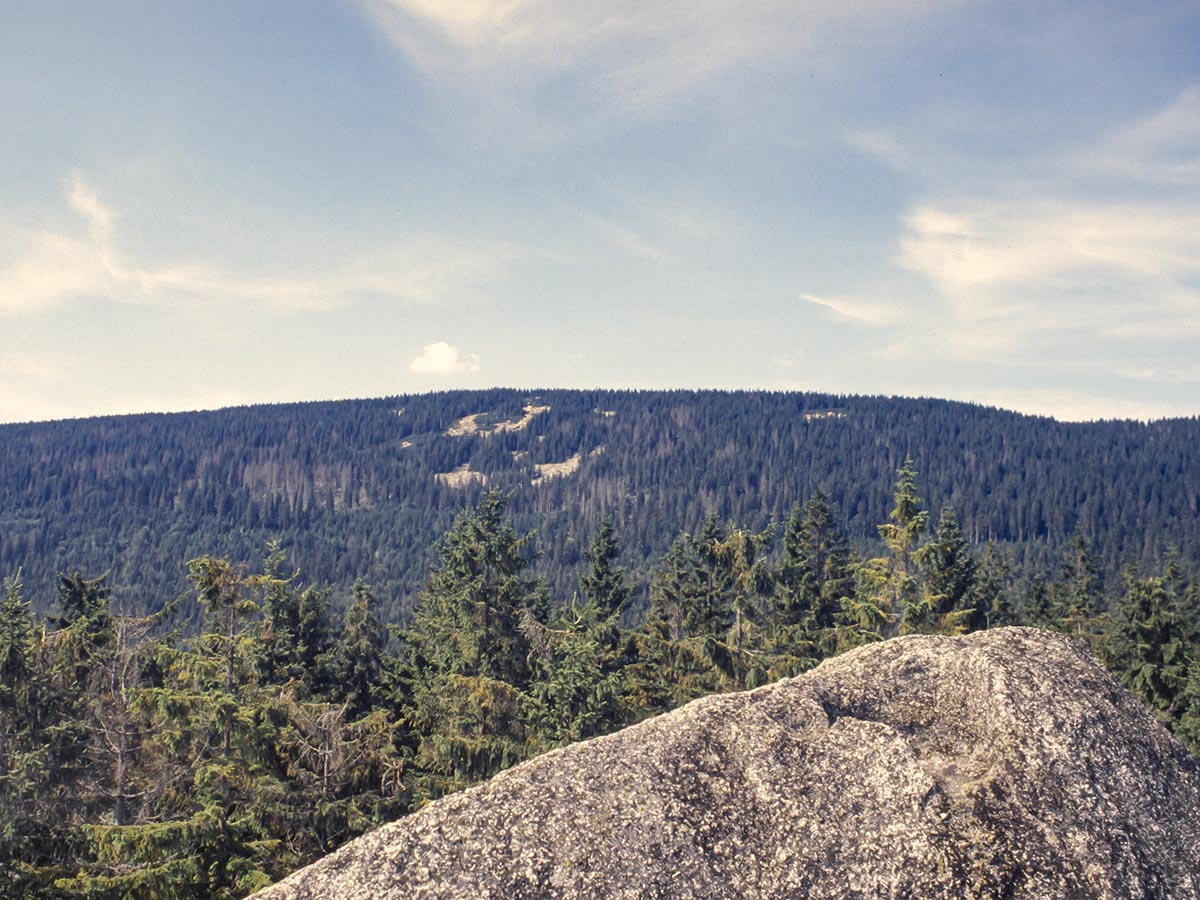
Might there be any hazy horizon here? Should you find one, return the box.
[3,385,1196,429]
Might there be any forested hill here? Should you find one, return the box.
[2,389,1198,619]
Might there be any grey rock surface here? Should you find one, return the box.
[251,628,1200,899]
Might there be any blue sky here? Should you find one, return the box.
[2,1,1198,423]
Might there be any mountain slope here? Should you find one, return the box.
[2,390,1198,617]
[250,627,1200,899]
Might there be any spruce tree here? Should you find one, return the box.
[0,574,61,898]
[70,557,292,899]
[846,458,927,645]
[54,571,112,634]
[706,524,773,688]
[975,544,1018,628]
[1023,573,1054,627]
[253,543,334,698]
[402,490,545,796]
[331,581,387,720]
[1176,659,1200,757]
[578,515,631,620]
[630,527,732,713]
[82,608,168,828]
[773,491,851,668]
[525,596,630,750]
[1051,531,1104,638]
[1108,572,1188,722]
[918,506,982,634]
[271,690,407,857]
[527,517,635,749]
[270,578,409,855]
[47,571,118,807]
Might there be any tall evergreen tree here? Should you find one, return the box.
[270,691,407,858]
[629,526,733,713]
[1023,573,1054,628]
[54,571,112,632]
[402,490,545,796]
[706,524,773,688]
[773,491,851,667]
[253,543,333,698]
[1051,531,1105,638]
[918,506,982,634]
[0,573,109,897]
[975,544,1018,628]
[525,595,630,751]
[578,515,631,620]
[1176,658,1200,757]
[0,576,36,730]
[628,518,773,709]
[527,517,636,748]
[331,581,387,720]
[1108,571,1189,722]
[272,579,408,855]
[0,574,64,898]
[82,608,167,828]
[70,557,293,899]
[847,458,927,644]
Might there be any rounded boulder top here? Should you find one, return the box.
[251,627,1200,900]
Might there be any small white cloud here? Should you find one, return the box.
[409,341,482,375]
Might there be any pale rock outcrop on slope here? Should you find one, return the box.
[251,628,1200,899]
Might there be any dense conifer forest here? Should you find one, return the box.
[3,389,1199,622]
[3,391,1200,897]
[3,464,1200,897]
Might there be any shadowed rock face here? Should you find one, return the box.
[251,628,1200,900]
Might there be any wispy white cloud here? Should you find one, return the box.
[799,292,907,326]
[569,208,665,262]
[846,128,917,174]
[1091,83,1200,186]
[66,175,114,243]
[885,197,1200,384]
[796,73,1200,419]
[552,186,742,271]
[0,176,514,316]
[898,198,1200,315]
[409,341,482,375]
[831,69,1199,404]
[339,237,517,306]
[1102,291,1200,338]
[358,0,960,109]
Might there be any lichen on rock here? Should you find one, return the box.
[250,628,1200,900]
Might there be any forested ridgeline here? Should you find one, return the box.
[3,389,1199,621]
[3,472,1200,899]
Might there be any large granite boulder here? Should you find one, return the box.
[251,627,1200,899]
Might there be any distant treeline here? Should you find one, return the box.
[2,470,1199,898]
[2,389,1199,624]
